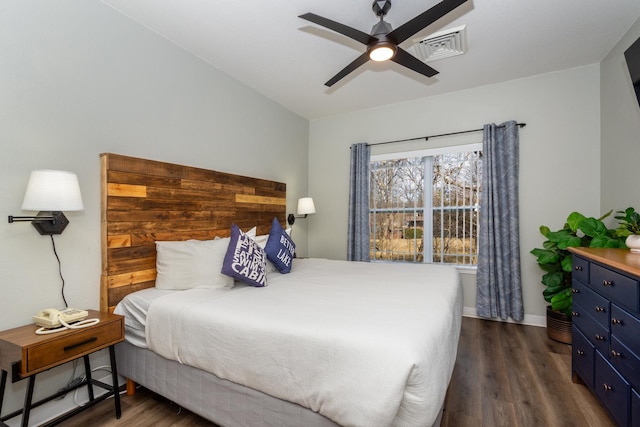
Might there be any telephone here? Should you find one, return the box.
[33,308,88,328]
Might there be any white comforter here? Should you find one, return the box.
[146,259,462,427]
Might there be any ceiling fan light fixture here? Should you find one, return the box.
[300,0,468,86]
[368,42,396,61]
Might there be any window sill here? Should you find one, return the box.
[456,266,477,275]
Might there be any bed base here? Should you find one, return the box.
[115,341,340,427]
[116,341,444,427]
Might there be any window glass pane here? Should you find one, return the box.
[370,148,481,267]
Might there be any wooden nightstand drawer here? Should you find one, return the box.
[26,319,122,375]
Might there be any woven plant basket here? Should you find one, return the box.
[547,306,572,344]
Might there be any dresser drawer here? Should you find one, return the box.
[573,300,609,355]
[611,335,640,391]
[572,255,590,284]
[573,326,595,388]
[573,280,610,329]
[611,304,640,358]
[24,319,123,375]
[591,263,640,312]
[595,352,630,427]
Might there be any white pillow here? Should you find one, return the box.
[254,234,269,248]
[246,226,257,240]
[252,233,278,273]
[155,238,234,290]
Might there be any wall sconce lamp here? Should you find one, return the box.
[287,197,316,226]
[8,170,84,235]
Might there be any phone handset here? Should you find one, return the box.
[34,308,100,335]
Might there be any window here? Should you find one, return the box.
[369,144,482,267]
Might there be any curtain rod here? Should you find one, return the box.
[366,122,526,147]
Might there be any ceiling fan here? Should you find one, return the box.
[299,0,468,87]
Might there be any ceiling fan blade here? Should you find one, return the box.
[387,0,468,44]
[325,52,370,87]
[391,47,439,78]
[299,13,377,45]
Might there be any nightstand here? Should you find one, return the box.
[0,310,124,427]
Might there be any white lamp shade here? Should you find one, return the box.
[297,197,316,215]
[21,170,84,211]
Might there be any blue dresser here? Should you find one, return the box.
[570,247,640,427]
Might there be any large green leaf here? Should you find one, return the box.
[579,217,607,238]
[547,230,581,249]
[530,248,559,264]
[538,263,558,273]
[551,288,572,316]
[559,236,581,249]
[543,284,566,302]
[539,225,551,237]
[542,272,563,287]
[546,230,570,243]
[560,254,573,272]
[566,212,586,232]
[590,235,625,248]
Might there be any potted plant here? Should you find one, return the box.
[615,207,640,253]
[530,211,625,343]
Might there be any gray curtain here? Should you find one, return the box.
[476,121,524,321]
[347,143,370,262]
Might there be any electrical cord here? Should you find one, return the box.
[49,235,68,308]
[72,365,114,406]
[35,314,100,335]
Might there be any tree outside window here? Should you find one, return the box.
[369,148,481,266]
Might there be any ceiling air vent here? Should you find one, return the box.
[412,24,466,62]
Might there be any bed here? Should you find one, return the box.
[100,153,463,427]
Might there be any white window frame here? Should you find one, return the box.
[370,142,482,270]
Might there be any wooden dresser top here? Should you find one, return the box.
[568,247,640,279]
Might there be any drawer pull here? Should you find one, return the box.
[571,288,579,294]
[595,334,605,341]
[63,337,97,352]
[603,384,613,392]
[575,266,583,271]
[576,349,585,356]
[611,350,621,358]
[572,311,579,317]
[612,318,623,326]
[602,280,614,287]
[594,306,605,313]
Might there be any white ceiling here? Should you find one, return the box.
[99,0,640,120]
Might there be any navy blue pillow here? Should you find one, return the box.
[221,224,267,287]
[265,217,296,273]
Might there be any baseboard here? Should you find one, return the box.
[463,306,546,327]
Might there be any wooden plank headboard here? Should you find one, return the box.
[100,153,286,312]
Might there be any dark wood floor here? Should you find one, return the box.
[440,317,614,427]
[59,317,615,427]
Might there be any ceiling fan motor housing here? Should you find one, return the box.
[370,20,393,37]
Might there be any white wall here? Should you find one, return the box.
[0,1,308,418]
[601,17,640,214]
[308,65,602,321]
